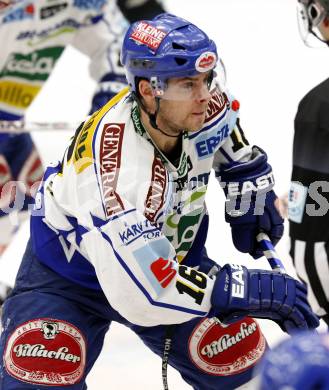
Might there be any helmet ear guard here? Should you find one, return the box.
[297,0,329,45]
[150,77,166,97]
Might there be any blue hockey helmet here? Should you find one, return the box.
[257,332,329,390]
[120,13,218,96]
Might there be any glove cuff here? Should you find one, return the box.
[211,264,249,313]
[218,146,274,201]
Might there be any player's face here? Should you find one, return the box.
[319,17,329,40]
[0,0,12,10]
[157,72,212,133]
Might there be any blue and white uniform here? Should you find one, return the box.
[0,85,268,389]
[31,85,253,325]
[0,10,319,388]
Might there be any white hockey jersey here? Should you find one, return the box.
[31,85,254,326]
[0,0,127,119]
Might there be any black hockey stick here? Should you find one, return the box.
[161,324,176,390]
[161,233,285,390]
[0,120,81,133]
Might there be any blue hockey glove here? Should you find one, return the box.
[195,255,220,278]
[89,73,127,114]
[219,146,284,259]
[210,264,319,334]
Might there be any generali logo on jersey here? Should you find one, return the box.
[100,123,125,217]
[4,318,86,386]
[144,156,167,222]
[205,87,228,124]
[188,317,266,376]
[130,22,167,51]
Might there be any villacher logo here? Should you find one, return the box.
[195,52,217,73]
[4,318,86,386]
[188,317,266,376]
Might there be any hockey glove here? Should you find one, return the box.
[194,255,220,279]
[210,264,319,334]
[89,73,127,114]
[219,146,284,258]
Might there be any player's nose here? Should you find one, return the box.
[196,83,212,102]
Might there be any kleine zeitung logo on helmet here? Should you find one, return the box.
[195,52,217,73]
[130,22,167,51]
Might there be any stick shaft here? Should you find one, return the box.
[0,120,80,133]
[256,232,286,273]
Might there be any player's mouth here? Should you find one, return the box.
[192,111,206,116]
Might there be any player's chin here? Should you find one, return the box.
[186,114,206,132]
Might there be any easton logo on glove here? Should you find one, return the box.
[226,172,275,197]
[188,317,266,375]
[231,264,245,298]
[211,263,320,333]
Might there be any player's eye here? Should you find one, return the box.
[181,82,194,90]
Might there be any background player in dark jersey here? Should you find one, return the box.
[289,0,329,326]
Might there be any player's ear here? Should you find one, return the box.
[139,80,153,98]
[138,80,156,113]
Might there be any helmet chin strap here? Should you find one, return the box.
[133,91,181,139]
[132,76,183,138]
[310,29,329,45]
[148,97,181,139]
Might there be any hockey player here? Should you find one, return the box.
[257,331,329,389]
[0,13,319,390]
[289,0,329,326]
[297,0,329,45]
[0,0,166,303]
